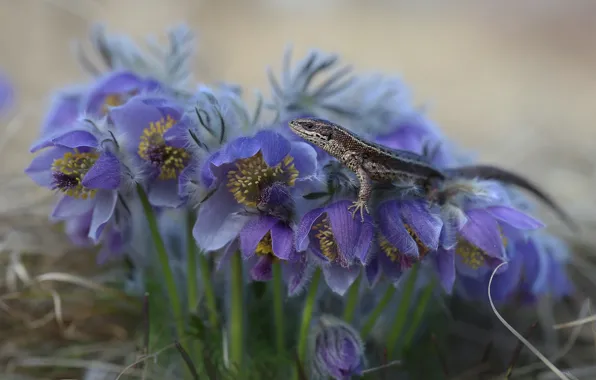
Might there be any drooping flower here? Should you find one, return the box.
[193,129,318,253]
[25,118,125,244]
[367,199,443,286]
[516,233,573,302]
[109,93,191,207]
[296,200,374,295]
[309,315,365,380]
[434,180,545,293]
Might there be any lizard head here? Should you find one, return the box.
[288,117,336,148]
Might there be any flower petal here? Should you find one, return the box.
[460,209,504,258]
[25,146,70,187]
[378,201,419,257]
[284,253,313,296]
[239,215,278,259]
[254,130,291,167]
[296,207,325,252]
[326,200,374,263]
[52,129,98,149]
[85,71,143,114]
[486,206,545,230]
[88,190,117,242]
[289,141,318,178]
[322,264,361,296]
[400,200,442,251]
[365,255,381,288]
[250,256,274,281]
[193,187,247,252]
[211,136,261,167]
[271,222,295,260]
[148,179,184,208]
[82,151,121,190]
[51,195,94,220]
[378,250,403,282]
[433,248,455,293]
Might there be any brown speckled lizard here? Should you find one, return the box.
[288,117,446,221]
[289,117,578,231]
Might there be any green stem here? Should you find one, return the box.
[186,210,219,329]
[199,253,219,328]
[137,184,184,341]
[360,284,397,339]
[342,274,362,323]
[402,281,434,348]
[229,251,244,370]
[186,211,199,316]
[387,263,420,358]
[296,268,321,366]
[272,261,285,355]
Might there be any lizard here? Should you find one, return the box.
[288,117,446,221]
[288,117,577,231]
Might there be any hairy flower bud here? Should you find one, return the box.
[309,315,365,380]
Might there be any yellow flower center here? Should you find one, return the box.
[312,215,349,267]
[138,115,190,180]
[256,232,274,256]
[456,232,508,270]
[51,149,99,199]
[227,151,299,208]
[102,94,124,114]
[379,234,417,269]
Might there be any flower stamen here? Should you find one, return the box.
[51,149,99,199]
[379,234,417,270]
[256,231,274,257]
[312,216,349,267]
[138,115,190,180]
[456,231,508,270]
[227,152,299,208]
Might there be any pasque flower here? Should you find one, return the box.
[194,129,317,252]
[296,200,374,295]
[25,118,125,244]
[310,315,365,380]
[366,198,443,286]
[435,181,545,293]
[109,93,191,208]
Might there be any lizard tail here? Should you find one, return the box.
[444,164,578,232]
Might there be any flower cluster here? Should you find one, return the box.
[25,24,572,302]
[23,24,575,379]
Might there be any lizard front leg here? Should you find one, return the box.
[341,151,372,222]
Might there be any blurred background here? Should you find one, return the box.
[1,0,596,236]
[1,0,596,377]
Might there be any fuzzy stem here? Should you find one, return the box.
[137,184,185,342]
[360,284,397,339]
[272,262,285,355]
[229,251,244,370]
[296,268,321,370]
[342,274,361,323]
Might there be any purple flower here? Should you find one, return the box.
[296,200,373,295]
[517,234,573,302]
[25,122,123,244]
[368,199,443,286]
[84,70,161,117]
[110,94,190,208]
[239,215,299,281]
[194,129,317,252]
[374,112,453,168]
[311,315,365,380]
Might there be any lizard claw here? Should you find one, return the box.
[348,200,369,222]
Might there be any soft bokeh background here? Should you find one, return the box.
[1,0,596,376]
[2,0,596,238]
